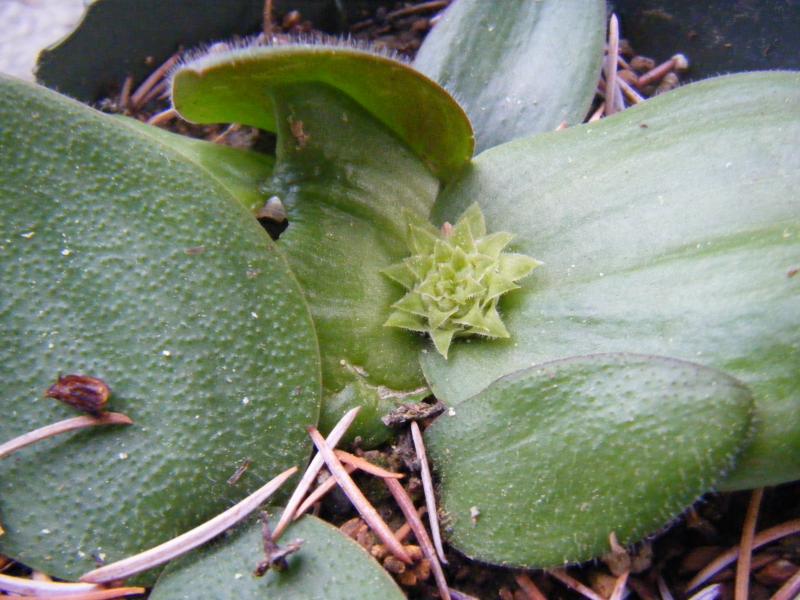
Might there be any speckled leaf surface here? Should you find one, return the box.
[172,48,469,442]
[414,0,605,153]
[120,117,274,211]
[421,72,800,490]
[0,76,320,582]
[172,44,474,182]
[425,354,754,568]
[150,513,405,599]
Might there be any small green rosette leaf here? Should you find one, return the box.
[382,203,540,358]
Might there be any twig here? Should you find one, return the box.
[548,568,605,600]
[386,0,450,21]
[334,449,404,479]
[688,584,723,600]
[130,53,180,110]
[273,407,360,539]
[588,103,605,122]
[0,573,100,596]
[609,571,630,600]
[211,123,241,145]
[410,421,447,565]
[686,518,800,592]
[637,55,688,88]
[394,506,427,543]
[307,427,412,564]
[0,413,133,460]
[146,108,178,126]
[80,466,297,583]
[616,76,644,104]
[384,478,450,600]
[735,487,764,600]
[656,573,675,600]
[3,588,145,599]
[253,511,303,575]
[262,0,273,38]
[137,79,168,109]
[227,458,252,486]
[294,463,356,519]
[771,566,800,600]
[119,75,133,112]
[514,572,547,600]
[604,14,620,116]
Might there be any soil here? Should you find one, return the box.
[3,2,799,599]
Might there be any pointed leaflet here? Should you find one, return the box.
[431,328,457,359]
[414,0,606,152]
[380,262,416,290]
[0,76,320,582]
[422,72,800,490]
[477,231,514,258]
[150,514,405,599]
[425,354,754,568]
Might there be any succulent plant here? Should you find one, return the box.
[383,203,540,358]
[0,0,798,597]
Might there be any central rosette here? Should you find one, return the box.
[382,203,540,358]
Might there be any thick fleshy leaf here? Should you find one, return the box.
[172,48,448,443]
[150,513,405,599]
[121,117,273,211]
[414,0,606,152]
[422,72,800,490]
[425,354,754,568]
[0,76,320,582]
[172,43,474,181]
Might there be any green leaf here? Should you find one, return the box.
[431,328,457,359]
[454,201,486,240]
[476,231,514,258]
[425,354,754,568]
[408,224,439,255]
[319,374,429,448]
[414,0,606,152]
[0,76,321,582]
[380,262,416,290]
[120,117,273,211]
[422,72,800,490]
[498,254,541,281]
[174,51,445,443]
[172,44,474,182]
[150,513,405,599]
[384,310,427,332]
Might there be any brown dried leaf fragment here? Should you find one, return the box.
[46,374,110,416]
[382,399,444,427]
[254,511,304,575]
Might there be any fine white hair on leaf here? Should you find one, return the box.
[168,32,409,93]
